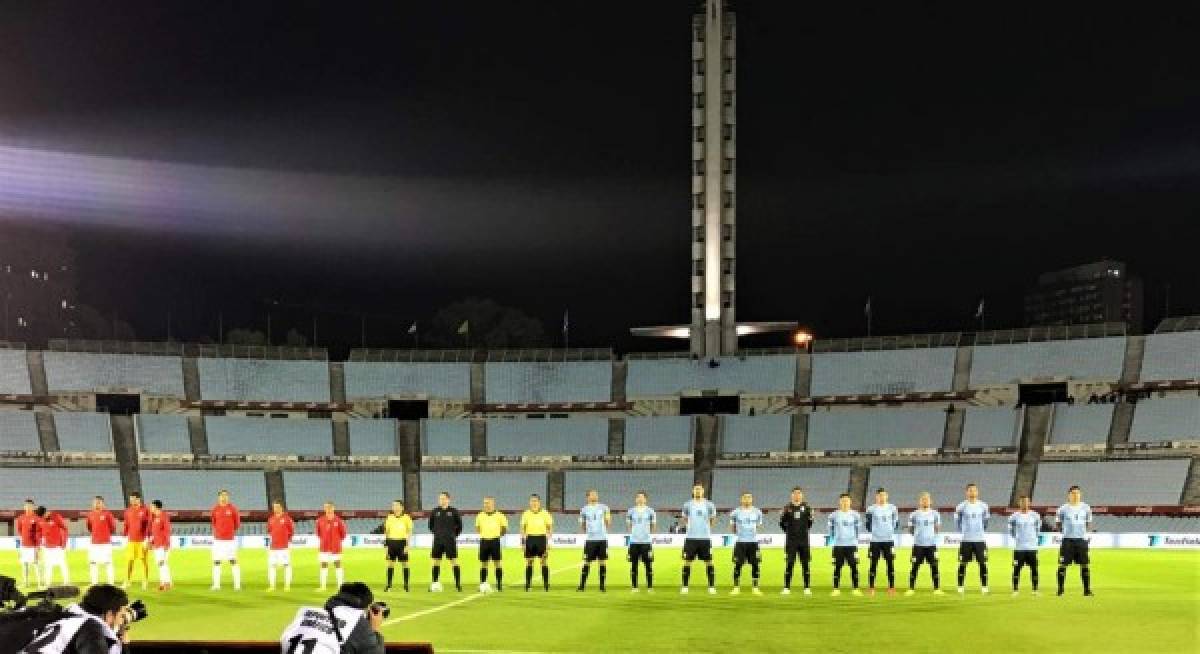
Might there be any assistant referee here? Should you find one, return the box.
[384,499,414,592]
[476,496,509,593]
[520,494,554,591]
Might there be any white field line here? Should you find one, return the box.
[383,561,584,626]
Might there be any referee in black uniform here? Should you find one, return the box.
[428,491,463,592]
[779,486,814,595]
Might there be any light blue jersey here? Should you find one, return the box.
[827,510,862,547]
[908,509,941,547]
[1008,511,1041,551]
[865,503,899,543]
[682,499,716,539]
[730,507,763,543]
[626,506,656,545]
[955,500,990,542]
[579,503,610,541]
[1056,502,1092,539]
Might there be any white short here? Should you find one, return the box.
[153,548,169,565]
[318,551,341,564]
[19,547,37,564]
[211,539,238,562]
[269,549,292,567]
[88,543,113,564]
[42,547,65,566]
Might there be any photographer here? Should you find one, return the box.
[17,584,131,654]
[280,582,385,654]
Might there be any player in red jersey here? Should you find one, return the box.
[37,506,69,585]
[266,500,295,592]
[210,489,242,590]
[315,501,348,591]
[148,499,173,591]
[15,498,42,588]
[122,491,151,589]
[86,495,118,586]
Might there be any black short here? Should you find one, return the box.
[1013,550,1039,566]
[385,539,409,562]
[524,535,547,558]
[627,543,653,564]
[832,545,858,566]
[910,545,938,565]
[868,542,895,561]
[958,541,988,563]
[478,538,502,563]
[732,542,761,565]
[583,540,608,562]
[1058,538,1089,565]
[682,538,712,562]
[431,538,458,560]
[785,541,811,563]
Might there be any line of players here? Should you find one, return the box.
[11,482,1096,598]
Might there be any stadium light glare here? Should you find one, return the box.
[793,330,813,347]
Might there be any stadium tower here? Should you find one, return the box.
[633,0,795,357]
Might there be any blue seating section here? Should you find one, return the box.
[867,463,1017,507]
[486,418,608,457]
[969,337,1125,386]
[564,469,695,510]
[807,408,946,451]
[419,471,547,510]
[140,469,267,510]
[204,417,333,456]
[1129,397,1200,442]
[43,352,184,396]
[1032,459,1189,505]
[960,408,1018,448]
[283,471,405,509]
[1049,404,1113,444]
[626,355,795,396]
[52,412,112,452]
[348,420,396,456]
[0,467,123,508]
[712,466,850,508]
[198,358,330,402]
[0,410,40,451]
[0,350,32,394]
[421,420,472,456]
[721,415,791,453]
[484,362,611,403]
[1140,332,1200,381]
[343,362,470,400]
[810,348,957,396]
[623,416,693,455]
[136,414,192,453]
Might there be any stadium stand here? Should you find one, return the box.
[282,471,405,510]
[43,352,185,396]
[0,349,33,394]
[420,471,548,509]
[721,414,791,453]
[348,419,397,456]
[960,407,1019,448]
[623,416,693,455]
[51,411,112,452]
[486,418,608,457]
[626,355,795,396]
[1128,396,1200,442]
[810,348,956,396]
[135,413,192,453]
[1049,403,1114,445]
[1031,459,1191,505]
[343,362,470,399]
[806,408,946,451]
[712,466,851,508]
[0,467,123,508]
[563,469,695,510]
[866,463,1018,507]
[204,416,333,456]
[1091,515,1200,532]
[484,361,612,403]
[0,410,40,451]
[140,469,268,510]
[421,420,472,456]
[198,358,330,402]
[1139,331,1200,381]
[969,337,1125,385]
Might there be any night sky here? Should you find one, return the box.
[1,1,1197,353]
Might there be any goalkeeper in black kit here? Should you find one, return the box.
[779,486,815,595]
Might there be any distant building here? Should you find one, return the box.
[1024,260,1144,332]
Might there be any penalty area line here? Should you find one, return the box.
[383,561,584,626]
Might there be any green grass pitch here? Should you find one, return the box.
[4,547,1197,653]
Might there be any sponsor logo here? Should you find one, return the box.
[651,536,674,546]
[191,536,214,546]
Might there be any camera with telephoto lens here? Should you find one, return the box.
[370,602,390,619]
[122,599,148,625]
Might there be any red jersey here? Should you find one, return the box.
[15,512,40,548]
[211,503,241,540]
[149,511,172,549]
[86,509,117,544]
[123,505,150,542]
[267,513,295,550]
[40,513,67,548]
[315,514,347,554]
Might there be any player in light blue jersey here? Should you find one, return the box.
[680,483,717,594]
[577,489,611,592]
[625,490,656,592]
[1008,495,1041,595]
[1055,485,1094,597]
[954,483,991,594]
[864,487,899,596]
[827,493,863,597]
[728,492,764,595]
[906,492,943,595]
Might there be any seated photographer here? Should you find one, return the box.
[280,581,385,654]
[17,584,132,654]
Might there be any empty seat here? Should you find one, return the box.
[198,358,330,402]
[811,348,956,396]
[0,410,40,451]
[867,463,1018,507]
[1140,331,1200,381]
[961,408,1018,448]
[283,471,405,510]
[52,412,112,452]
[419,471,547,510]
[1129,397,1200,442]
[344,362,470,400]
[484,362,612,403]
[348,420,396,456]
[422,420,472,456]
[0,350,33,394]
[43,352,184,396]
[205,416,333,456]
[136,414,192,453]
[0,467,123,508]
[140,469,268,510]
[807,408,946,451]
[1050,404,1114,445]
[970,337,1125,386]
[563,469,696,510]
[712,466,851,509]
[486,418,608,457]
[624,416,693,455]
[1031,459,1190,505]
[721,415,791,453]
[627,355,795,396]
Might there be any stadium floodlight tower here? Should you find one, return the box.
[632,0,796,357]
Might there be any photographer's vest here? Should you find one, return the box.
[280,605,364,654]
[18,605,120,654]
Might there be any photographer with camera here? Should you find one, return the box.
[15,583,145,654]
[280,581,386,654]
